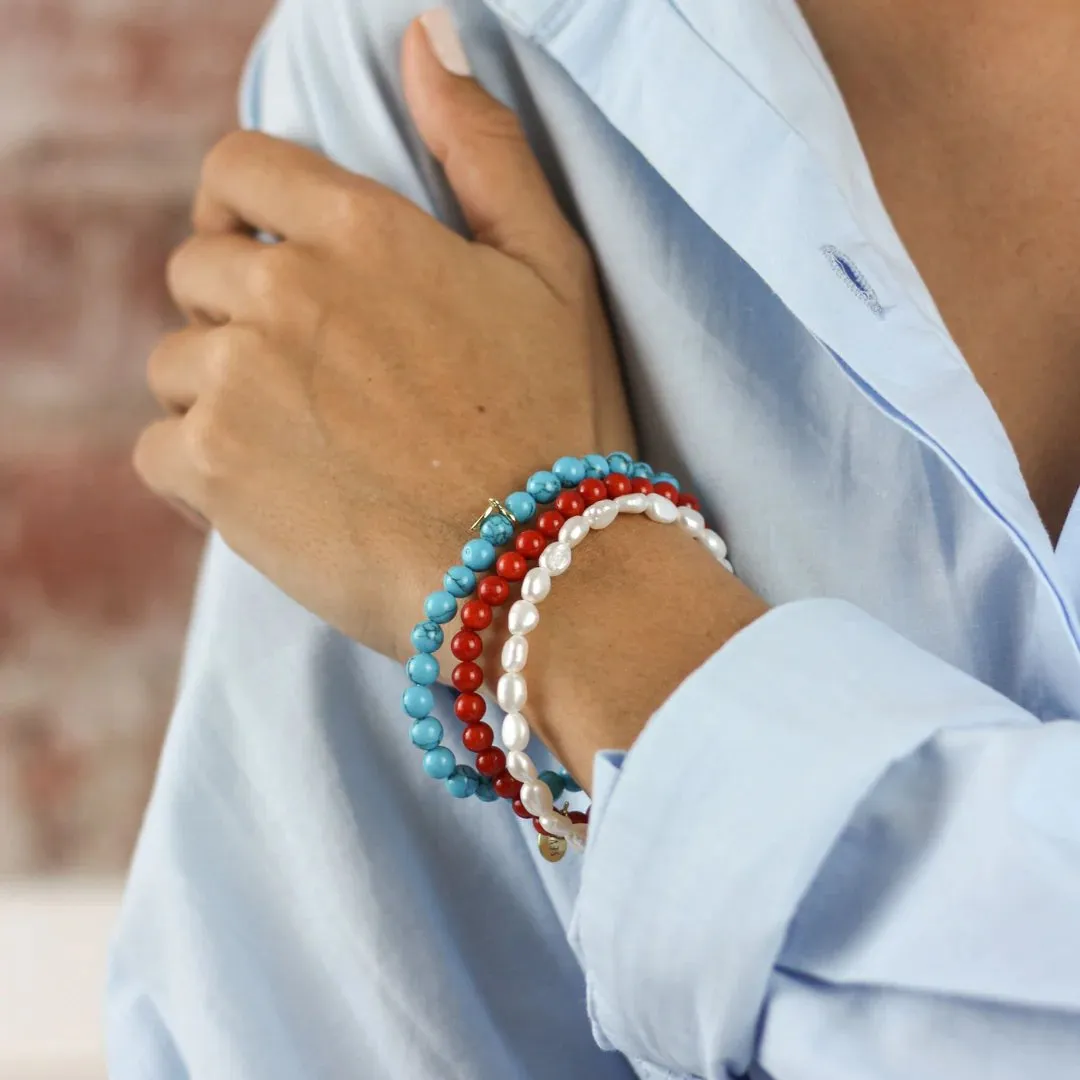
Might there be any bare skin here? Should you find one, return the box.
[799,0,1080,542]
[135,7,1076,792]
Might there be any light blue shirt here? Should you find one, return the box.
[106,1,1080,1077]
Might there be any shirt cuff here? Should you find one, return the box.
[568,597,1028,1076]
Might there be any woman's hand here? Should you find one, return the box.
[134,14,635,664]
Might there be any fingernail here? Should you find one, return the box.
[419,8,472,76]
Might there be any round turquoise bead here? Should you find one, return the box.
[607,451,634,475]
[652,471,681,492]
[402,685,435,719]
[411,620,444,653]
[406,653,439,686]
[526,470,561,504]
[446,764,480,799]
[552,456,586,488]
[630,461,655,479]
[582,453,611,479]
[461,538,497,571]
[504,491,536,524]
[559,768,582,793]
[538,770,565,801]
[475,778,499,803]
[444,565,476,598]
[423,747,456,780]
[480,513,514,546]
[423,590,457,624]
[410,717,444,751]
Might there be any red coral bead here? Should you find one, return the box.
[450,629,483,662]
[493,771,521,800]
[477,575,510,606]
[495,551,527,581]
[631,477,654,495]
[511,798,532,819]
[462,722,494,752]
[678,493,702,512]
[536,510,565,539]
[554,491,586,517]
[653,481,679,503]
[568,810,589,825]
[515,530,546,559]
[460,599,492,630]
[475,747,506,777]
[454,692,486,723]
[451,661,483,692]
[578,477,607,505]
[605,472,632,498]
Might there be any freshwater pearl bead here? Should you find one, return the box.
[583,499,618,530]
[539,812,571,837]
[615,492,648,514]
[539,541,572,576]
[558,516,590,548]
[497,671,528,712]
[568,824,588,849]
[502,712,531,752]
[645,492,679,524]
[508,600,540,635]
[521,566,551,603]
[507,750,538,782]
[520,778,554,817]
[676,506,705,536]
[722,558,735,573]
[700,529,728,560]
[501,634,529,673]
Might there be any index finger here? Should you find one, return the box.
[191,130,404,243]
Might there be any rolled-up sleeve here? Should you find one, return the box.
[570,598,1080,1079]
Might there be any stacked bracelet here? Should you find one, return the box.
[401,452,732,860]
[495,489,731,856]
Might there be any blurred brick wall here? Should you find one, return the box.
[0,0,272,874]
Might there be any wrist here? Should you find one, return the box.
[517,515,769,790]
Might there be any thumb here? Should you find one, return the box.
[402,10,583,282]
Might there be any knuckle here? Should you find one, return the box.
[164,237,192,293]
[325,183,373,238]
[201,129,256,188]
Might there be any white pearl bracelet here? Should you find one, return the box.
[496,492,733,852]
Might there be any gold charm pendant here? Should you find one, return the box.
[538,833,568,862]
[537,801,571,862]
